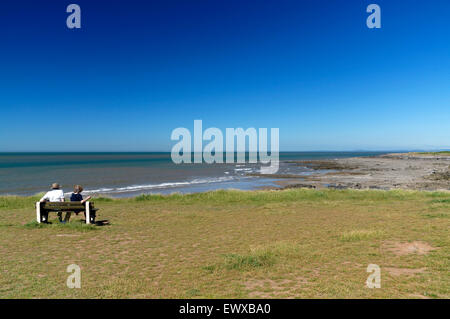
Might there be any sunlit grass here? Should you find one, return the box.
[0,188,448,298]
[415,151,450,156]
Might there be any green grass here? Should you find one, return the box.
[0,188,449,298]
[0,194,42,210]
[185,288,201,297]
[223,251,276,270]
[429,198,450,204]
[414,151,450,156]
[422,213,449,219]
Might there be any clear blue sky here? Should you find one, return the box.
[0,0,449,151]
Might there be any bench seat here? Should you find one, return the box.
[36,201,98,224]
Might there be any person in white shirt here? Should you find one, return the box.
[40,183,68,223]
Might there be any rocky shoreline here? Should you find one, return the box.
[256,153,450,191]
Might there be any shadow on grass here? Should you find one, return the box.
[22,219,109,231]
[93,219,111,226]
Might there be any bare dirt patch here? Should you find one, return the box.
[244,277,308,298]
[408,293,431,299]
[382,241,436,256]
[384,267,426,276]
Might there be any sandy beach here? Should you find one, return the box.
[264,153,450,191]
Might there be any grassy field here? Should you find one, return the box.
[0,189,449,299]
[414,151,450,156]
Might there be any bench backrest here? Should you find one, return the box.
[41,202,94,211]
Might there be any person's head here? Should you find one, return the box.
[74,185,83,194]
[51,183,61,190]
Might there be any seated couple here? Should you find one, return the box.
[40,183,91,223]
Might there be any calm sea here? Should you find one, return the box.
[0,152,389,197]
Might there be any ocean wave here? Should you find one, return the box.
[83,176,236,194]
[234,168,253,172]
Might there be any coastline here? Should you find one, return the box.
[1,152,449,198]
[263,152,450,191]
[0,151,388,197]
[1,153,449,298]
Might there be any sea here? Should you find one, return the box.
[0,152,389,197]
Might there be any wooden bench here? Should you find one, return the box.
[35,201,98,224]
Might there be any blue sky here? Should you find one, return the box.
[0,0,449,151]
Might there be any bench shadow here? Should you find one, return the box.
[82,219,111,226]
[25,219,111,227]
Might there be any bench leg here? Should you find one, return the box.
[36,202,41,223]
[36,202,48,223]
[90,211,96,224]
[85,201,91,224]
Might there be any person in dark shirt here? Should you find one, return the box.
[70,185,91,203]
[70,185,92,221]
[70,192,83,201]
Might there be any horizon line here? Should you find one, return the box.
[0,149,449,154]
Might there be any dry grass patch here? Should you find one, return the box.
[384,267,426,276]
[382,241,436,256]
[244,277,308,298]
[339,230,385,242]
